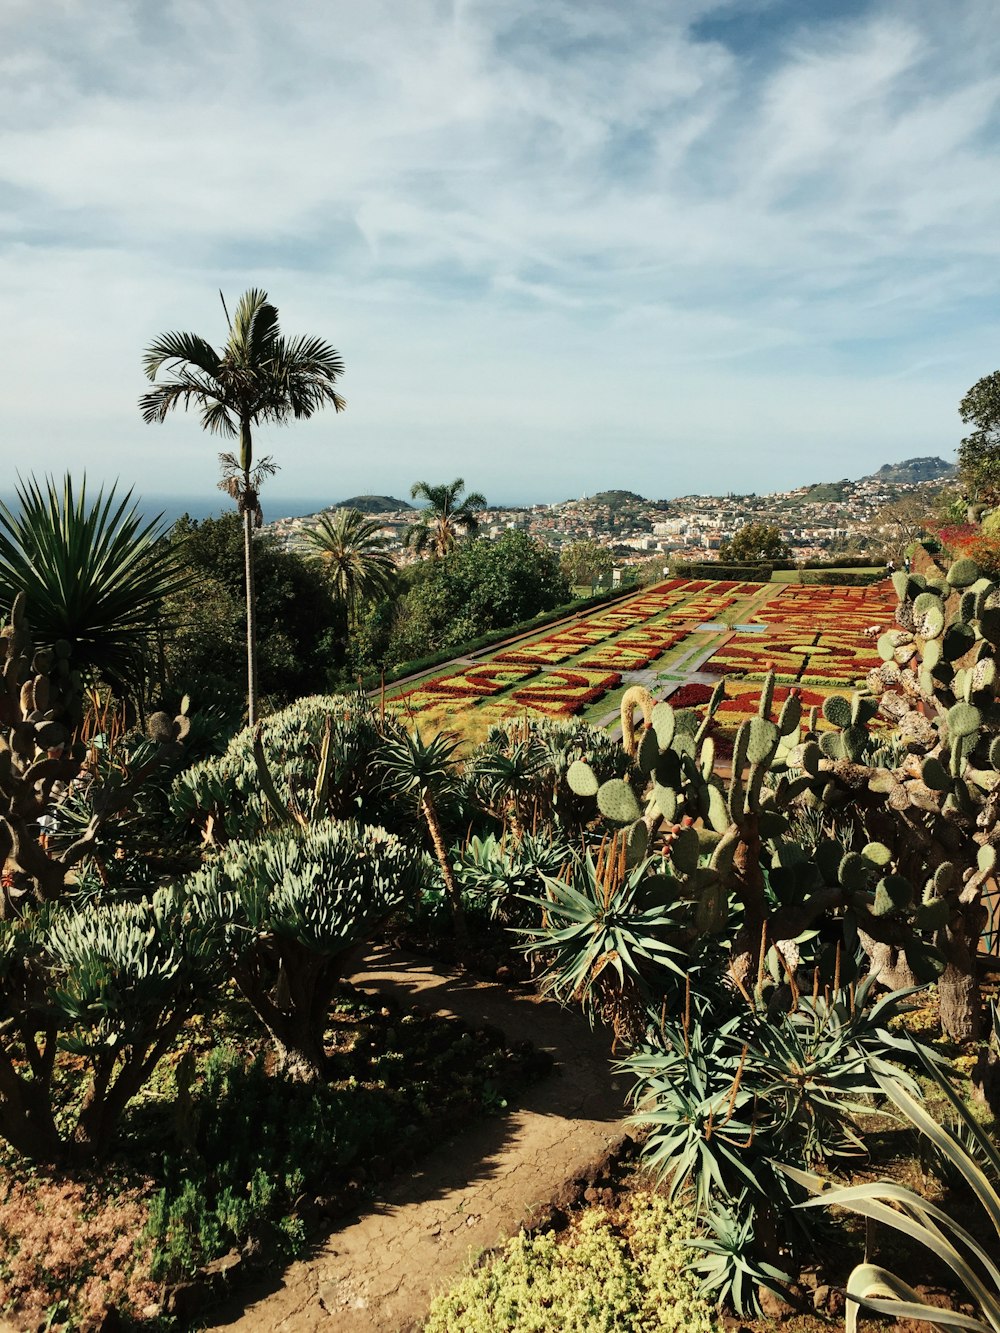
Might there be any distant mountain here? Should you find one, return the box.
[863,457,956,485]
[330,495,414,513]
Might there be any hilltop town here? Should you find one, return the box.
[266,455,956,568]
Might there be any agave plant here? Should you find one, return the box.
[0,474,190,698]
[788,1034,1000,1333]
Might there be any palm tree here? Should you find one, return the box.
[404,478,487,559]
[0,475,189,702]
[139,289,345,724]
[301,508,395,626]
[378,728,466,942]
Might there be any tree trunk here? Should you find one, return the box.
[243,504,258,727]
[422,793,466,946]
[938,917,982,1043]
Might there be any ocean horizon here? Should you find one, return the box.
[0,490,338,530]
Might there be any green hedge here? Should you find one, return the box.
[365,586,628,690]
[799,570,883,586]
[800,555,883,569]
[673,562,774,581]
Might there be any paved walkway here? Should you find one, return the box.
[204,949,627,1333]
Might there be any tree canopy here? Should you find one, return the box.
[404,479,487,558]
[958,369,1000,506]
[559,539,613,588]
[718,522,790,562]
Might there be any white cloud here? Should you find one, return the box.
[0,0,998,504]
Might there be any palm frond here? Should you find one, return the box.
[141,330,222,381]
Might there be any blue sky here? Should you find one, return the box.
[2,0,999,508]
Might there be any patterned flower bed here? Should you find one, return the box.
[510,668,622,717]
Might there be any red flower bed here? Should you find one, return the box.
[667,683,714,708]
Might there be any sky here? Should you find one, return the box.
[2,0,1000,511]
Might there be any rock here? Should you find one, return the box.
[757,1283,796,1319]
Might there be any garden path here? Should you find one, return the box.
[203,947,627,1333]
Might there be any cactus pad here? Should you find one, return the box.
[596,779,642,824]
[947,702,982,740]
[947,557,979,588]
[822,695,852,729]
[567,760,599,797]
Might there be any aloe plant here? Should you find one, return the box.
[788,1037,1000,1333]
[518,831,688,1039]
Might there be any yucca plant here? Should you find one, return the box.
[788,1034,1000,1333]
[0,474,189,698]
[378,727,466,940]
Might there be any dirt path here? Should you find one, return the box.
[203,948,627,1333]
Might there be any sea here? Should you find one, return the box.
[0,491,327,531]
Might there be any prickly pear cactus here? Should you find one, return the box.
[0,593,84,908]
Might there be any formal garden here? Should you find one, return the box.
[0,294,998,1332]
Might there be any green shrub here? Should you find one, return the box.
[423,1192,719,1333]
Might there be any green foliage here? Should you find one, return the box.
[301,507,396,621]
[184,819,420,1078]
[424,1192,720,1333]
[559,538,614,588]
[164,512,345,706]
[620,985,926,1310]
[404,478,487,558]
[718,522,790,563]
[0,887,212,1161]
[518,834,687,1037]
[687,1197,791,1318]
[958,369,1000,505]
[383,530,571,664]
[0,475,190,697]
[146,1044,399,1281]
[141,287,347,724]
[171,694,390,843]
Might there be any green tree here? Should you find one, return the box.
[404,478,487,558]
[163,513,344,706]
[0,475,189,701]
[718,522,790,562]
[140,289,346,723]
[390,531,570,661]
[559,539,613,590]
[958,369,1000,506]
[301,508,396,627]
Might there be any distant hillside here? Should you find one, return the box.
[864,457,956,485]
[802,480,850,503]
[331,495,414,513]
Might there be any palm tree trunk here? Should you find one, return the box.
[422,792,466,947]
[243,505,259,726]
